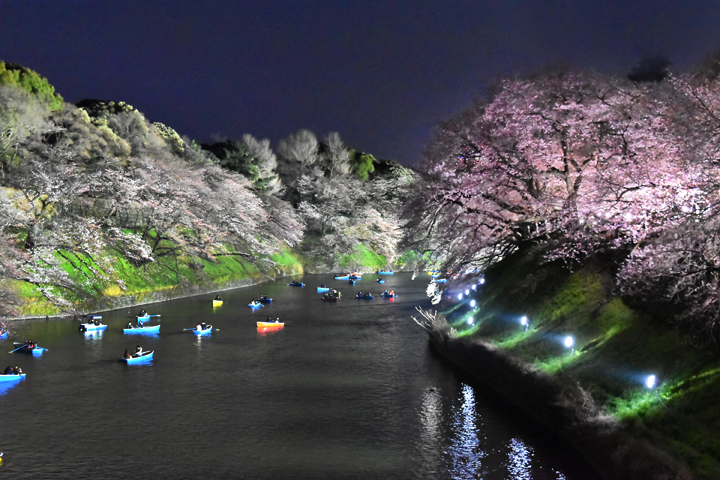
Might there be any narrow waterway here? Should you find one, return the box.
[0,273,597,479]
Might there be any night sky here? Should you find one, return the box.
[2,1,720,165]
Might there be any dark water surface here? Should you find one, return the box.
[0,274,597,479]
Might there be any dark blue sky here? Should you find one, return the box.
[2,1,720,164]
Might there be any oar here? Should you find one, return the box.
[150,315,161,318]
[9,345,26,353]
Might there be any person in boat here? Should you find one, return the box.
[215,295,221,300]
[200,321,207,330]
[3,365,14,375]
[274,317,280,324]
[389,289,394,295]
[13,365,21,374]
[123,349,132,359]
[196,322,202,330]
[139,309,147,317]
[320,284,326,288]
[134,345,143,356]
[126,322,133,329]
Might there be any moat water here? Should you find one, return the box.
[0,273,597,479]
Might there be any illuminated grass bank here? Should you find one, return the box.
[429,251,720,479]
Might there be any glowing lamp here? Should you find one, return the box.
[467,317,474,325]
[465,289,470,295]
[479,278,485,285]
[646,375,656,389]
[472,285,477,290]
[470,300,476,308]
[457,293,463,300]
[564,336,574,348]
[520,316,528,326]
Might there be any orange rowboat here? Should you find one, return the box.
[256,321,284,328]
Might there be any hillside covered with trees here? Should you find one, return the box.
[0,61,416,319]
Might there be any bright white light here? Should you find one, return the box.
[646,375,656,389]
[470,300,476,308]
[479,278,485,284]
[520,316,528,326]
[467,317,474,325]
[457,293,463,300]
[564,336,574,348]
[472,285,477,290]
[465,289,470,295]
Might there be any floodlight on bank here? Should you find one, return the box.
[521,316,529,331]
[472,285,477,291]
[465,289,470,295]
[467,317,474,325]
[457,293,463,301]
[646,375,656,390]
[564,336,574,348]
[479,278,485,285]
[470,300,476,308]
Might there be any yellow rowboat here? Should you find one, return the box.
[213,299,223,307]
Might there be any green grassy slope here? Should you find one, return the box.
[441,252,720,479]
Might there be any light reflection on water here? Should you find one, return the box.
[507,437,533,480]
[447,383,485,479]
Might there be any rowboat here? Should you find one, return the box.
[377,270,394,275]
[79,322,107,332]
[258,296,272,304]
[12,343,47,356]
[256,321,284,327]
[317,286,330,292]
[288,281,304,287]
[120,350,154,364]
[248,301,264,308]
[349,274,361,280]
[321,296,339,302]
[213,299,223,307]
[377,279,385,284]
[0,330,7,339]
[0,373,26,383]
[123,324,161,334]
[355,294,374,300]
[350,271,363,277]
[381,292,397,298]
[137,314,151,323]
[334,275,350,280]
[189,325,213,335]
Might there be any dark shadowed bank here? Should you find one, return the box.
[429,335,691,480]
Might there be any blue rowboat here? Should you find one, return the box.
[0,373,25,383]
[317,287,330,293]
[248,301,264,308]
[349,275,361,280]
[79,322,107,332]
[378,271,394,275]
[258,296,272,304]
[188,325,213,335]
[334,275,349,280]
[0,330,7,339]
[12,343,47,356]
[377,279,385,284]
[355,294,374,300]
[381,292,397,298]
[120,350,154,364]
[123,325,161,334]
[137,314,151,323]
[288,281,304,287]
